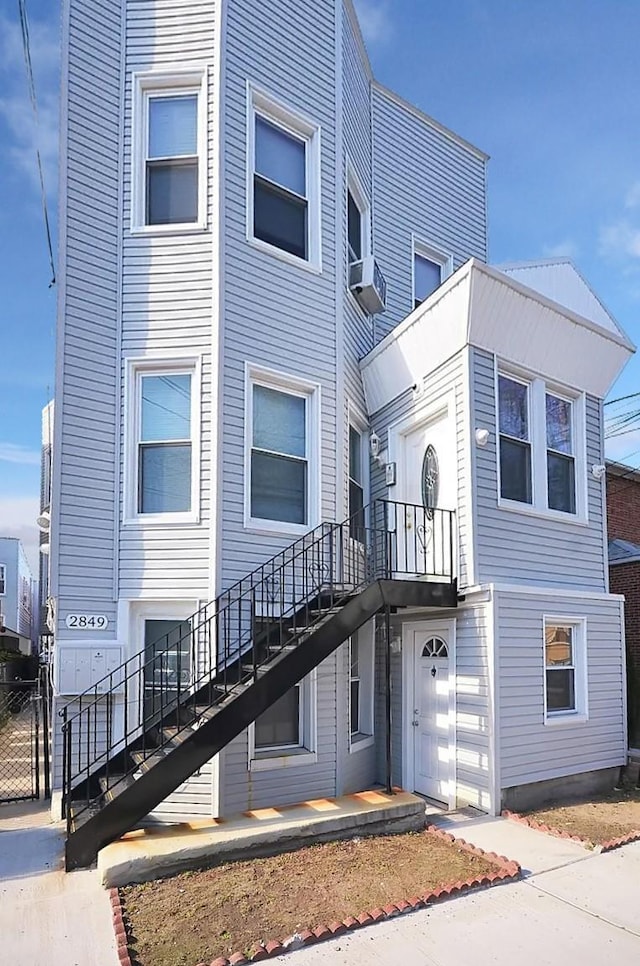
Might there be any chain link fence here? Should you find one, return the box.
[0,679,41,803]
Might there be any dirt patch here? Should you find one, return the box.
[122,830,497,966]
[524,787,640,845]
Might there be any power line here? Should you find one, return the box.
[604,391,640,407]
[17,0,56,287]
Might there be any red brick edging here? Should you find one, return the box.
[110,888,133,966]
[502,808,640,853]
[112,825,520,966]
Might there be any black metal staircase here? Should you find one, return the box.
[62,501,457,870]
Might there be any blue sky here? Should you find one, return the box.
[2,0,640,568]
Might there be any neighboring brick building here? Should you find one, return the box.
[607,461,640,746]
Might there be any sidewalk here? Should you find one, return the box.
[277,814,640,966]
[0,801,119,965]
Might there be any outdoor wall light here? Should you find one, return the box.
[592,464,607,481]
[369,431,381,458]
[390,636,402,654]
[475,428,490,447]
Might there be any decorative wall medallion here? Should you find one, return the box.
[421,444,439,520]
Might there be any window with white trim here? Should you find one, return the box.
[346,168,370,276]
[0,564,5,596]
[252,673,316,766]
[546,393,576,513]
[126,360,200,523]
[246,370,319,532]
[248,88,321,268]
[544,619,587,720]
[348,425,365,540]
[498,375,532,505]
[349,628,374,747]
[132,71,206,231]
[498,371,583,518]
[413,241,452,309]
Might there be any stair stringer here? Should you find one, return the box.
[65,580,387,870]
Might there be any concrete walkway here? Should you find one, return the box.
[0,801,119,965]
[277,815,640,965]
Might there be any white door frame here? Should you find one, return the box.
[386,389,455,507]
[401,618,457,809]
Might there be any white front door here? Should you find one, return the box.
[397,409,455,576]
[411,626,452,802]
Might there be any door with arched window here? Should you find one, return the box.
[411,626,453,802]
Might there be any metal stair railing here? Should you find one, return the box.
[61,500,455,833]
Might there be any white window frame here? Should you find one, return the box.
[123,354,202,526]
[131,68,208,234]
[244,363,321,536]
[346,163,371,289]
[246,83,322,273]
[412,236,453,310]
[349,624,375,752]
[496,363,587,524]
[248,670,317,771]
[543,616,588,725]
[0,564,5,596]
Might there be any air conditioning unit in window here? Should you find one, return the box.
[349,255,387,315]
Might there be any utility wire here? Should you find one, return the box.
[17,0,56,287]
[604,391,640,407]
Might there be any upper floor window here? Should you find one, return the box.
[498,375,532,505]
[125,359,200,524]
[413,240,452,310]
[498,370,584,519]
[248,87,321,270]
[246,367,319,533]
[346,167,370,275]
[0,564,5,596]
[546,394,576,514]
[132,70,206,232]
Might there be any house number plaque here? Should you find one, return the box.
[65,614,109,630]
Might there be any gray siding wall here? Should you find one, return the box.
[455,602,491,810]
[342,5,373,419]
[220,654,338,814]
[337,623,377,794]
[371,87,487,340]
[53,0,122,631]
[118,1,216,599]
[369,349,472,591]
[497,590,626,789]
[472,348,608,590]
[219,0,338,590]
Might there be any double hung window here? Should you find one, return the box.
[133,71,206,231]
[0,564,5,596]
[349,629,374,747]
[546,394,576,513]
[138,373,193,514]
[347,190,362,264]
[544,619,587,721]
[348,426,365,539]
[249,89,321,269]
[498,376,532,504]
[247,370,318,532]
[498,371,582,518]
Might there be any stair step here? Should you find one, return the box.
[98,774,135,803]
[130,749,170,773]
